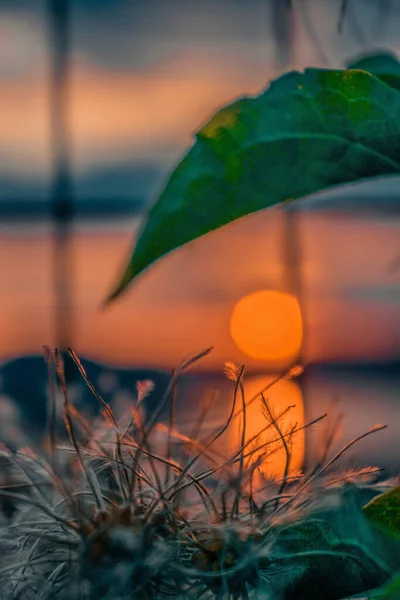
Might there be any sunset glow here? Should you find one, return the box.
[229,290,303,364]
[1,216,400,371]
[227,375,305,480]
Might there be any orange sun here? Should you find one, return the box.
[230,290,303,364]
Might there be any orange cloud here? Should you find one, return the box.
[0,51,268,176]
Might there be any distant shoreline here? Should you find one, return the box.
[1,351,399,376]
[0,199,144,222]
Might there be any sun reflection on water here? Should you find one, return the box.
[225,374,305,481]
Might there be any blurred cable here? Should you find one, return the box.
[269,0,306,365]
[296,0,331,67]
[47,0,75,380]
[270,0,294,72]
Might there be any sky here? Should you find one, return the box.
[0,1,399,372]
[1,0,400,202]
[0,0,277,198]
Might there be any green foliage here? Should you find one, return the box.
[348,572,400,600]
[271,486,400,600]
[347,52,400,91]
[372,572,400,599]
[344,485,400,599]
[364,486,400,540]
[106,66,400,303]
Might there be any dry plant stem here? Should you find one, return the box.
[0,482,51,492]
[1,450,52,511]
[9,537,43,598]
[169,387,217,509]
[55,350,105,514]
[328,467,384,487]
[0,556,80,580]
[113,433,220,518]
[61,402,115,464]
[149,347,214,435]
[165,371,177,487]
[226,405,295,466]
[235,413,327,466]
[130,444,220,520]
[230,374,246,520]
[130,403,165,503]
[165,412,327,505]
[184,388,217,464]
[135,358,258,517]
[68,357,134,507]
[156,365,245,510]
[120,398,140,441]
[43,346,81,519]
[15,529,77,548]
[129,347,213,508]
[316,425,387,478]
[156,417,226,469]
[187,387,216,445]
[265,424,388,525]
[52,489,116,513]
[261,394,292,510]
[56,405,134,516]
[42,346,57,475]
[248,470,257,516]
[92,437,164,496]
[311,411,344,477]
[256,474,303,496]
[68,348,129,500]
[0,447,84,532]
[230,371,286,425]
[0,488,78,531]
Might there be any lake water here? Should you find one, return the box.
[0,198,398,475]
[0,354,398,477]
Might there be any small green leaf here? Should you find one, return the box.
[350,572,400,600]
[373,573,400,600]
[347,51,400,91]
[105,68,400,303]
[272,486,400,600]
[376,573,400,599]
[364,486,400,540]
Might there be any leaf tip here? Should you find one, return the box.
[101,263,137,309]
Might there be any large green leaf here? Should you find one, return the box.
[105,68,400,303]
[347,51,400,91]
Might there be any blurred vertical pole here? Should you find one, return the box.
[47,0,75,380]
[270,1,305,365]
[271,0,294,72]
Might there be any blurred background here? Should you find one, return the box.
[0,0,399,474]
